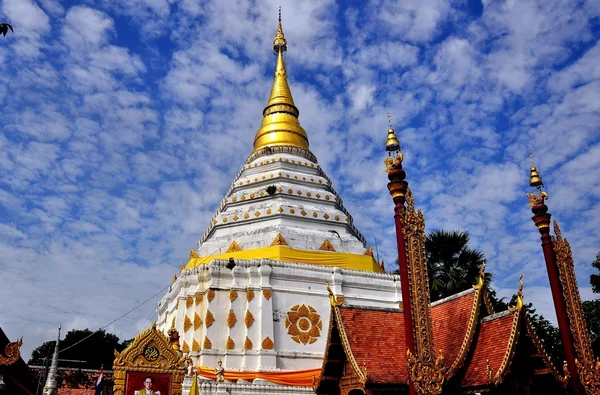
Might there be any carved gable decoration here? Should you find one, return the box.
[113,324,185,395]
[319,239,336,251]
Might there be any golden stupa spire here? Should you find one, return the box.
[253,8,309,152]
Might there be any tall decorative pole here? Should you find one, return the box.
[43,325,61,395]
[526,152,582,394]
[384,115,416,395]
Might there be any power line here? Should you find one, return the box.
[58,284,170,354]
[57,245,225,354]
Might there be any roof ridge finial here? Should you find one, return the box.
[387,112,393,130]
[273,6,287,53]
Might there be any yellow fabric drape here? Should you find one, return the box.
[189,373,200,395]
[187,245,382,273]
[194,366,321,386]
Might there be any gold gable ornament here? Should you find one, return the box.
[226,241,242,253]
[0,337,23,366]
[271,233,288,246]
[113,324,185,395]
[319,239,336,252]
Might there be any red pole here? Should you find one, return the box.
[532,203,581,394]
[388,168,416,395]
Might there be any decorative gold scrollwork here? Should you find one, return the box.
[526,191,548,206]
[407,348,445,395]
[384,152,404,173]
[0,338,22,366]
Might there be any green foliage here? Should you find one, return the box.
[524,302,564,367]
[425,230,487,302]
[591,253,600,294]
[583,299,600,355]
[29,329,130,369]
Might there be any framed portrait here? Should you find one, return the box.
[125,371,172,395]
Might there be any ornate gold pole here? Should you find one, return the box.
[527,152,582,394]
[385,114,416,395]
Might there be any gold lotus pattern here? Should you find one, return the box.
[285,304,322,345]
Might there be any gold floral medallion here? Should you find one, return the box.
[285,304,322,345]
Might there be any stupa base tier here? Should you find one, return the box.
[183,376,313,395]
[158,259,401,373]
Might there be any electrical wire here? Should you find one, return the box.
[57,245,224,354]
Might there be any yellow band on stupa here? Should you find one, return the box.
[186,245,383,273]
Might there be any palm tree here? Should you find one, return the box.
[0,23,13,37]
[425,230,489,302]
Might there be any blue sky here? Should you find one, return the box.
[1,0,599,360]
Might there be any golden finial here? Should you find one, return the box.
[526,150,548,206]
[509,273,524,313]
[273,7,287,53]
[529,150,544,188]
[385,113,400,153]
[384,113,403,172]
[253,8,309,153]
[474,260,486,290]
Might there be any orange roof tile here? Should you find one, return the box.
[338,307,408,384]
[431,290,477,374]
[461,312,516,387]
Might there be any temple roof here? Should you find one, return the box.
[315,286,564,394]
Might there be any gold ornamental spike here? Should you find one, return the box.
[529,150,544,187]
[529,167,543,187]
[385,113,400,153]
[253,9,309,152]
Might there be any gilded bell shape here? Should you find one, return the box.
[529,166,543,187]
[386,128,400,152]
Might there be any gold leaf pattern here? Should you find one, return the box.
[207,289,215,303]
[195,293,203,305]
[203,336,212,349]
[226,336,235,350]
[246,289,255,302]
[263,289,272,300]
[186,296,193,309]
[230,289,238,302]
[244,337,253,350]
[194,313,202,330]
[192,339,200,352]
[184,316,192,332]
[182,340,189,353]
[262,337,274,350]
[245,310,255,328]
[205,310,215,328]
[227,310,237,328]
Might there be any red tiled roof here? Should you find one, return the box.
[338,307,408,384]
[431,290,478,373]
[460,312,516,387]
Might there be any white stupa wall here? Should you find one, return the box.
[157,258,401,375]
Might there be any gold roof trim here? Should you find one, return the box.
[445,283,484,378]
[326,284,367,384]
[493,277,525,385]
[524,316,568,386]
